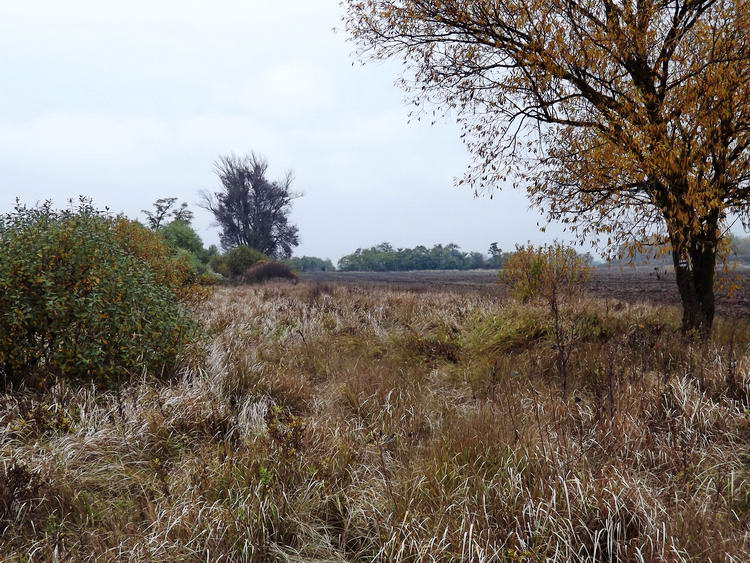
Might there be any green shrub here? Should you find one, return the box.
[0,200,196,389]
[211,245,267,279]
[209,254,230,278]
[175,247,211,277]
[462,305,549,356]
[158,220,218,278]
[159,220,204,256]
[242,260,298,284]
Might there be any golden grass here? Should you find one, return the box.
[3,282,750,561]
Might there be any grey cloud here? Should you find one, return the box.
[0,1,566,261]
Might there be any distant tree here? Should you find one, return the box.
[285,256,336,272]
[468,252,486,270]
[487,243,505,269]
[142,197,193,230]
[171,203,193,225]
[200,153,301,259]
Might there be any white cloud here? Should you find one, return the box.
[208,63,336,120]
[0,113,171,164]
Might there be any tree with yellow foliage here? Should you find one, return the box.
[345,0,750,335]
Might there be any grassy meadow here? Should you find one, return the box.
[3,282,750,561]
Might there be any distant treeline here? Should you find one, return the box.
[336,242,507,272]
[286,242,600,273]
[731,235,750,263]
[285,234,750,274]
[284,256,336,272]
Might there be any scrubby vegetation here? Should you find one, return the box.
[111,218,211,299]
[158,220,219,277]
[501,243,591,303]
[140,198,220,281]
[242,260,298,284]
[210,245,268,280]
[501,243,592,395]
[206,244,299,286]
[0,201,198,389]
[3,279,750,560]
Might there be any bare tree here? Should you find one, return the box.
[200,153,301,259]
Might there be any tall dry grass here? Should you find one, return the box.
[2,282,750,561]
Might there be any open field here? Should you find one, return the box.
[303,266,750,317]
[4,282,750,560]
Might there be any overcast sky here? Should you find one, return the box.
[0,0,572,261]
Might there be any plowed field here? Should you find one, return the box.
[302,266,750,317]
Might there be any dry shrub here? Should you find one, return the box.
[112,218,195,293]
[303,282,335,304]
[394,318,462,365]
[242,260,298,284]
[501,243,592,395]
[501,242,590,303]
[211,245,268,279]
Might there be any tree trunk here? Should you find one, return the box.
[672,244,716,336]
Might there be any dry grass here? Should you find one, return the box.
[3,282,750,561]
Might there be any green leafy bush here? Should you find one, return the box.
[158,220,219,277]
[0,200,196,389]
[211,245,267,279]
[159,220,204,255]
[462,305,549,356]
